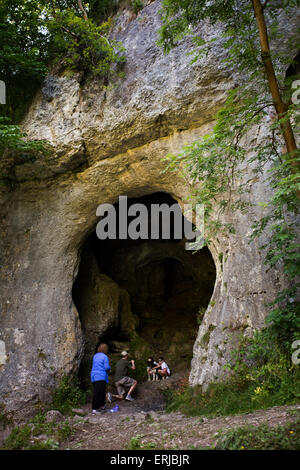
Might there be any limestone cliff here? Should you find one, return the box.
[0,0,299,416]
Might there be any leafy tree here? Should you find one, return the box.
[158,0,299,172]
[47,1,125,77]
[158,0,300,334]
[0,0,125,122]
[0,0,125,173]
[0,0,50,122]
[47,2,125,77]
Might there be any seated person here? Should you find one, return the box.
[151,357,170,380]
[146,356,158,381]
[157,357,171,379]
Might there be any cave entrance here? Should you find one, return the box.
[72,192,216,386]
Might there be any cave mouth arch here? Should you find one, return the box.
[72,192,216,387]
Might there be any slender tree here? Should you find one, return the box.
[251,0,298,172]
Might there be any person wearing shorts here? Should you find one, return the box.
[156,357,171,378]
[108,351,137,402]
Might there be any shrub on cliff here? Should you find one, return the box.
[51,376,86,415]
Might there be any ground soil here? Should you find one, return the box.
[60,375,300,450]
[1,373,299,450]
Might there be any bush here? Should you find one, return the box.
[214,419,300,450]
[1,424,32,450]
[165,328,300,417]
[48,11,125,77]
[165,381,256,417]
[51,376,86,415]
[1,410,75,450]
[131,0,144,15]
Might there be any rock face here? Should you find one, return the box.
[0,1,298,415]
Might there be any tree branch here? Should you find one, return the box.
[50,0,79,39]
[78,0,88,22]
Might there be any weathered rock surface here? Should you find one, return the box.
[0,0,299,415]
[73,247,130,354]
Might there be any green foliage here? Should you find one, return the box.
[228,329,300,405]
[159,0,300,335]
[131,0,144,15]
[214,419,300,450]
[0,118,47,154]
[165,329,300,417]
[55,420,74,441]
[51,375,86,415]
[28,438,60,450]
[197,306,206,325]
[0,404,12,428]
[47,8,125,77]
[0,117,49,188]
[158,0,300,64]
[29,411,74,442]
[0,0,125,99]
[1,411,74,450]
[162,88,266,241]
[127,434,157,450]
[128,434,145,449]
[165,382,253,417]
[0,0,50,122]
[0,0,50,165]
[0,0,125,160]
[1,424,32,450]
[30,412,51,435]
[250,156,300,334]
[158,0,248,55]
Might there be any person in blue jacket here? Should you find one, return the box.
[91,343,111,415]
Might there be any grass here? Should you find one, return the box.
[165,381,254,417]
[213,419,300,450]
[1,424,32,450]
[127,434,157,450]
[165,328,300,418]
[0,422,60,450]
[1,376,83,450]
[165,369,300,418]
[1,412,75,450]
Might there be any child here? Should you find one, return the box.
[146,356,158,381]
[157,357,171,379]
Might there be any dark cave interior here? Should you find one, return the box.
[72,193,216,385]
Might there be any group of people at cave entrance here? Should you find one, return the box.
[90,343,171,415]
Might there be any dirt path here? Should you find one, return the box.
[61,403,300,450]
[1,375,299,450]
[58,378,300,450]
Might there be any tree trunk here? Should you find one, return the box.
[251,0,299,174]
[78,0,88,22]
